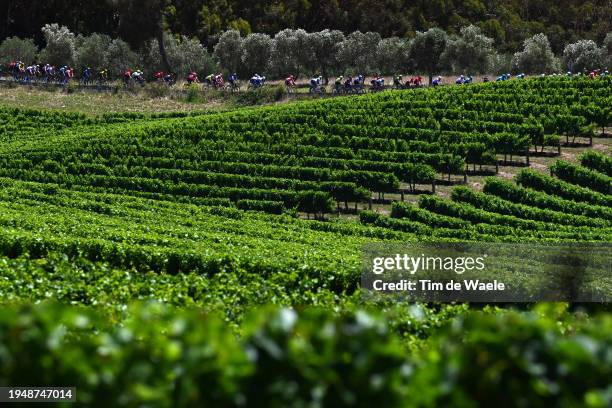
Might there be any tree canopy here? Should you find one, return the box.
[1,0,610,54]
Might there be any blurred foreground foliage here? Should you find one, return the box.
[0,302,610,407]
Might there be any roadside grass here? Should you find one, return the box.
[0,83,227,116]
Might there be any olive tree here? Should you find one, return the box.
[39,23,76,66]
[144,33,216,77]
[270,29,312,78]
[0,37,38,64]
[307,29,345,83]
[512,33,560,74]
[375,37,409,75]
[213,30,243,74]
[336,31,381,74]
[106,38,139,75]
[440,25,495,74]
[563,40,604,72]
[408,28,448,84]
[603,33,612,68]
[75,33,112,70]
[241,33,273,75]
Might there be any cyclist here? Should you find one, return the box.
[227,72,239,90]
[516,73,525,79]
[334,75,344,92]
[14,61,25,81]
[132,69,145,85]
[205,73,215,86]
[285,74,296,92]
[123,69,133,86]
[250,74,264,88]
[352,74,364,92]
[344,76,353,91]
[371,75,384,90]
[154,71,164,82]
[309,75,322,92]
[455,75,464,84]
[25,64,38,83]
[163,72,174,85]
[432,76,442,86]
[59,65,69,84]
[496,73,508,81]
[82,67,92,84]
[214,73,224,88]
[393,75,403,89]
[99,68,109,82]
[43,64,54,82]
[187,71,199,85]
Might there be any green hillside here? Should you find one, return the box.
[0,76,610,405]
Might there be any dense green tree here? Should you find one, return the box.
[563,40,604,72]
[375,37,409,75]
[143,33,217,77]
[110,0,173,72]
[241,33,273,75]
[270,29,312,78]
[38,24,76,66]
[604,33,612,68]
[441,25,495,74]
[336,31,381,74]
[213,30,243,74]
[512,33,560,74]
[408,28,448,84]
[0,37,38,64]
[75,33,112,70]
[2,1,611,55]
[307,29,345,81]
[106,38,139,75]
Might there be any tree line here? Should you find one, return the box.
[1,24,610,84]
[2,0,611,54]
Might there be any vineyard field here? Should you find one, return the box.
[0,76,610,406]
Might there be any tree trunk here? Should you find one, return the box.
[157,27,172,73]
[428,73,433,85]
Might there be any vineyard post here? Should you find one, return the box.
[526,149,530,166]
